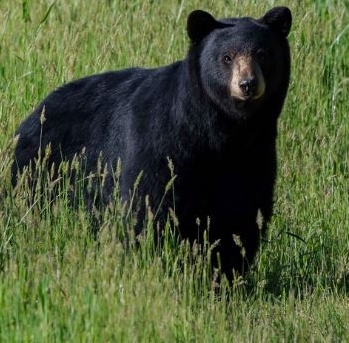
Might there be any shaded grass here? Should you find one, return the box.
[1,0,349,341]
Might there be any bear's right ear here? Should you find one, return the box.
[187,10,219,45]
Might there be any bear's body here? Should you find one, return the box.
[12,7,292,281]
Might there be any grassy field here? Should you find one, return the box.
[1,0,349,341]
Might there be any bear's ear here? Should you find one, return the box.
[187,10,220,44]
[261,7,292,37]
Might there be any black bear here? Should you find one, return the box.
[12,7,292,282]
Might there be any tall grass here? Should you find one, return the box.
[1,0,349,341]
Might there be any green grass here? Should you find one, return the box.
[1,0,349,341]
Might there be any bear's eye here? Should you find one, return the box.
[223,55,232,64]
[257,50,268,63]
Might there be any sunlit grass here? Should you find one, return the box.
[1,0,349,341]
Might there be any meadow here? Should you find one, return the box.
[1,0,349,341]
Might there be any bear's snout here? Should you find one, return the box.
[230,55,266,101]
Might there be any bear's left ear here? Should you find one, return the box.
[187,10,220,45]
[260,7,292,37]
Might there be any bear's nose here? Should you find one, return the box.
[239,78,257,96]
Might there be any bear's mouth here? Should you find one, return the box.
[230,81,265,102]
[233,92,263,103]
[234,95,264,109]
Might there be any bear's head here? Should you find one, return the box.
[187,7,292,114]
